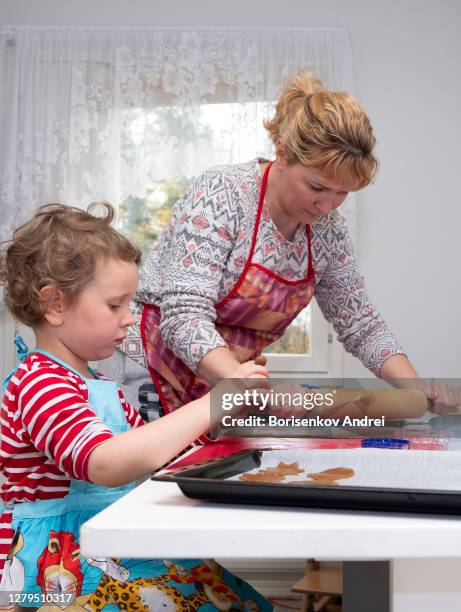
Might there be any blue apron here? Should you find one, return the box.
[0,347,271,611]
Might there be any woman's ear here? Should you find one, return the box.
[38,285,66,326]
[274,139,288,169]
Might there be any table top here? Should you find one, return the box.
[80,476,461,560]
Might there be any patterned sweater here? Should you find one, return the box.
[136,159,404,376]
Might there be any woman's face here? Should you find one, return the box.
[273,157,353,224]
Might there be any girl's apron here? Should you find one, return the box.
[141,162,316,421]
[0,351,271,611]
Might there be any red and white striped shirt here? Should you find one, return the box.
[0,352,143,574]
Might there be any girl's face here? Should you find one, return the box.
[58,257,139,364]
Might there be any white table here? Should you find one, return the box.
[80,478,461,612]
[80,478,461,559]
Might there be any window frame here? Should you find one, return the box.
[265,300,331,374]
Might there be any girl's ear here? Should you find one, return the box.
[38,285,66,326]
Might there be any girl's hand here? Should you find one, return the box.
[213,360,269,419]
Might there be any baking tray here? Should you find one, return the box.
[153,448,461,515]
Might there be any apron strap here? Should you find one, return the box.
[2,334,29,393]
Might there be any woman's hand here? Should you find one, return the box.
[229,360,269,380]
[379,355,461,415]
[424,380,460,415]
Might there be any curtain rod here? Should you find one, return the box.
[0,25,349,34]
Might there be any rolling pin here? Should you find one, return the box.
[318,388,429,419]
[310,388,461,419]
[253,353,461,417]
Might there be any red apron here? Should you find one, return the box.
[141,162,316,422]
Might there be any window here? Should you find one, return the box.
[115,100,331,373]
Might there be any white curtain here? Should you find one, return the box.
[0,27,356,243]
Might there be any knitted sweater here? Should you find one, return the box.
[135,159,403,375]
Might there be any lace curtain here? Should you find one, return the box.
[0,27,356,244]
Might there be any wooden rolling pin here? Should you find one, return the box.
[318,388,429,419]
[310,387,461,419]
[255,354,427,418]
[253,354,461,417]
[318,387,461,418]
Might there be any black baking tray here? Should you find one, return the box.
[152,449,461,515]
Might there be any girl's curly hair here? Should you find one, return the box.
[0,202,141,327]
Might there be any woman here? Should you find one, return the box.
[130,70,454,417]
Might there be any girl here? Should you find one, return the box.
[0,203,270,611]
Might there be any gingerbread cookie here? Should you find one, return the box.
[239,461,304,483]
[307,467,355,481]
[240,471,285,483]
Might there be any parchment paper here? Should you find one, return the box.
[228,448,461,490]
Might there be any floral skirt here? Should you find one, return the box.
[0,494,271,611]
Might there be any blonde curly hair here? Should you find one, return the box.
[264,70,379,189]
[0,202,141,327]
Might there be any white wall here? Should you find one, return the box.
[392,559,461,612]
[2,1,460,380]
